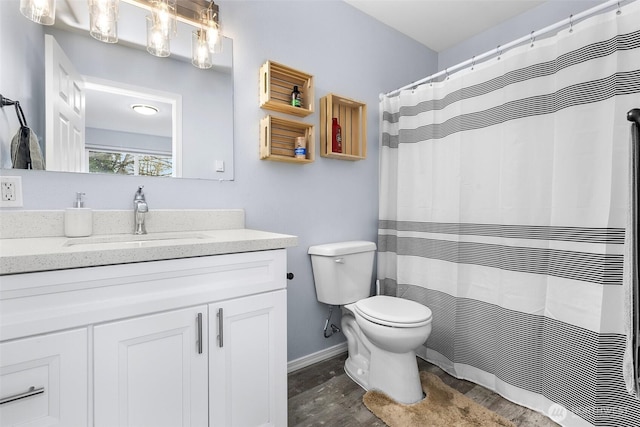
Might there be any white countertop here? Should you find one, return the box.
[0,229,298,275]
[0,228,298,275]
[0,209,298,275]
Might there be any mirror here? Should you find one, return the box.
[1,0,234,180]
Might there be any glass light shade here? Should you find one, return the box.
[192,30,212,69]
[206,22,223,53]
[146,15,170,57]
[150,0,177,38]
[20,0,56,25]
[89,0,119,43]
[199,8,223,53]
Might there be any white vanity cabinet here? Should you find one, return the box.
[209,290,287,427]
[0,329,88,426]
[94,305,209,427]
[0,248,289,427]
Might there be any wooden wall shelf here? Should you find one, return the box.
[260,61,314,117]
[260,115,315,163]
[320,94,367,160]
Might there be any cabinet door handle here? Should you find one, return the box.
[0,386,45,405]
[197,312,203,354]
[217,308,224,348]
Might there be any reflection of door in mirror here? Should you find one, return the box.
[45,34,85,173]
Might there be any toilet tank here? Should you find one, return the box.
[308,241,377,305]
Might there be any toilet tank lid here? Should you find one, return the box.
[308,241,377,256]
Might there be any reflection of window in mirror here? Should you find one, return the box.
[88,149,173,177]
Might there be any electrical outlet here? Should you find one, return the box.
[0,176,23,207]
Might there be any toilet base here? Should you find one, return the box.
[341,306,425,405]
[344,354,370,390]
[369,347,423,404]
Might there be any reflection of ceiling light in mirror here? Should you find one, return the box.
[131,104,159,115]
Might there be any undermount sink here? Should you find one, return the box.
[63,232,209,247]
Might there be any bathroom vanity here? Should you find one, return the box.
[0,209,297,427]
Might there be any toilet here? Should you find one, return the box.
[308,241,432,404]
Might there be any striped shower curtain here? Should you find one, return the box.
[378,2,640,426]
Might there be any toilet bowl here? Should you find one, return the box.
[308,241,434,404]
[344,295,432,404]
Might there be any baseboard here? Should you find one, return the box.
[287,342,348,373]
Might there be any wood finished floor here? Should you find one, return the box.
[288,352,560,427]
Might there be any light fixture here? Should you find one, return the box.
[192,29,212,69]
[199,5,222,53]
[89,0,119,43]
[19,0,223,69]
[131,104,159,115]
[146,14,170,57]
[150,0,177,39]
[20,0,56,25]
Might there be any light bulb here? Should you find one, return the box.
[206,26,219,50]
[146,14,170,57]
[151,0,176,38]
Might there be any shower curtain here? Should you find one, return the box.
[378,2,640,426]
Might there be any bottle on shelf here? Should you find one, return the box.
[291,86,302,107]
[332,118,342,153]
[294,136,307,159]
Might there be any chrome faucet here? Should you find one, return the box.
[133,186,148,235]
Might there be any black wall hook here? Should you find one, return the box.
[0,94,28,127]
[1,94,17,107]
[628,109,640,125]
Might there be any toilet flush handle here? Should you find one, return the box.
[334,258,345,264]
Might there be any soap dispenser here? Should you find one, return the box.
[64,192,93,237]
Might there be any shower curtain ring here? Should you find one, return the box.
[530,31,535,47]
[496,45,502,60]
[445,68,449,80]
[616,1,622,15]
[471,56,476,71]
[569,14,574,33]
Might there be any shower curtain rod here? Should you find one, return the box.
[382,0,628,99]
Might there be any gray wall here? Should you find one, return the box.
[0,0,437,362]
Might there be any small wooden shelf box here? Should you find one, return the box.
[320,94,367,160]
[260,115,315,163]
[260,61,314,117]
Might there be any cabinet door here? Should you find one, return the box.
[209,290,287,427]
[94,306,208,427]
[0,329,88,427]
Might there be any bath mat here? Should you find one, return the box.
[363,371,515,427]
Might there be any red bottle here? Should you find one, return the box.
[332,118,342,153]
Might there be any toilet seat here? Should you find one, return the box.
[354,296,432,328]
